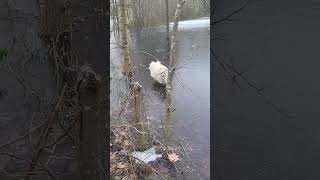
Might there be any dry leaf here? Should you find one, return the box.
[115,168,124,175]
[120,131,126,136]
[114,137,122,144]
[127,173,137,179]
[123,140,129,147]
[168,152,179,162]
[111,164,117,172]
[117,162,126,169]
[110,153,117,161]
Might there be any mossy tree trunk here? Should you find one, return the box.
[163,0,185,147]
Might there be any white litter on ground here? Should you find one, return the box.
[132,147,162,164]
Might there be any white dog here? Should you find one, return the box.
[148,61,169,85]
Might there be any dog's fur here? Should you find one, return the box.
[148,61,169,85]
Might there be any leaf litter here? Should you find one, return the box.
[110,122,185,179]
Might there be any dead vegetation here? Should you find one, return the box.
[110,122,191,179]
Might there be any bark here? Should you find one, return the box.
[132,82,148,151]
[40,0,65,39]
[165,0,170,60]
[78,65,101,180]
[69,0,109,178]
[119,0,131,80]
[163,0,185,146]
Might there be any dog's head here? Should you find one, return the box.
[161,71,168,84]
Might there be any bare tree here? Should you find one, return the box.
[132,82,148,151]
[119,0,131,80]
[163,0,186,147]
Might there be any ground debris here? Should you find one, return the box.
[110,122,177,179]
[168,152,180,162]
[132,147,162,164]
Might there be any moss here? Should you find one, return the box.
[0,48,8,62]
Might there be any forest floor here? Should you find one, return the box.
[110,121,183,180]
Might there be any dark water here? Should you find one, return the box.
[214,0,320,179]
[111,18,210,179]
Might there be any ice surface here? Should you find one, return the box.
[170,17,210,30]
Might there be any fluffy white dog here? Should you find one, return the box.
[148,61,169,85]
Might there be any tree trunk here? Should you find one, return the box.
[132,82,148,151]
[78,65,101,180]
[69,0,108,179]
[165,0,170,60]
[119,0,131,80]
[163,0,185,147]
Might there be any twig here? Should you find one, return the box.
[212,1,248,26]
[0,118,47,149]
[110,42,162,64]
[179,142,191,162]
[129,155,168,180]
[45,142,56,166]
[44,117,78,148]
[6,62,40,102]
[211,48,292,119]
[116,90,131,121]
[0,168,43,179]
[0,152,57,180]
[24,84,67,180]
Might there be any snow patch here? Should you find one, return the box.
[169,18,210,30]
[132,147,162,164]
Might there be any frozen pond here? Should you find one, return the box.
[111,18,210,179]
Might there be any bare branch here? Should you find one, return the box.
[24,84,67,180]
[44,117,78,148]
[211,47,292,119]
[0,119,47,150]
[212,1,248,26]
[0,152,57,180]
